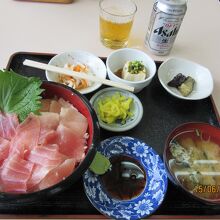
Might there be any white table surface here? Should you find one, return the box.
[0,0,220,115]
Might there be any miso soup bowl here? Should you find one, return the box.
[164,122,220,205]
[106,48,157,93]
[0,81,100,203]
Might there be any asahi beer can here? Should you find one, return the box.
[145,0,187,55]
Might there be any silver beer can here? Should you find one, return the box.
[145,0,187,55]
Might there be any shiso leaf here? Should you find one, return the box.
[89,152,111,175]
[0,69,44,122]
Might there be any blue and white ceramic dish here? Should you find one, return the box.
[83,136,168,220]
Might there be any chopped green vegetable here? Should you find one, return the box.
[89,152,111,175]
[97,92,133,124]
[128,61,146,74]
[0,70,43,121]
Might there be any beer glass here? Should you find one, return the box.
[99,0,137,49]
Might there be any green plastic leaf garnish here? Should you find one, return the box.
[89,152,111,175]
[0,70,43,121]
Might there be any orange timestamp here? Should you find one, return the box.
[194,185,220,193]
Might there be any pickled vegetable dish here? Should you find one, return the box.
[59,63,93,90]
[167,73,195,97]
[97,92,133,124]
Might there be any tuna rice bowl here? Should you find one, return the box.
[0,70,99,199]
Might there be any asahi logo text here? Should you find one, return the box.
[153,25,179,37]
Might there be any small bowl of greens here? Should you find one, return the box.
[90,87,143,132]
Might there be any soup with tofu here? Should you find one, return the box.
[168,129,220,201]
[114,61,148,82]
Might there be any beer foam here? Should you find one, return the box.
[100,15,133,24]
[100,0,136,24]
[100,6,134,24]
[104,6,132,16]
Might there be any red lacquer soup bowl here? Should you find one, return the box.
[164,122,220,205]
[0,81,100,203]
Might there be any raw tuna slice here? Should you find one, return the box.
[27,144,66,166]
[10,113,40,157]
[3,154,34,174]
[40,99,51,112]
[49,100,61,113]
[38,130,58,145]
[38,112,59,145]
[27,164,56,191]
[58,98,77,110]
[0,170,3,192]
[60,107,88,137]
[0,113,19,140]
[39,112,59,131]
[39,158,76,190]
[0,155,34,192]
[56,124,86,161]
[0,137,10,165]
[0,179,27,193]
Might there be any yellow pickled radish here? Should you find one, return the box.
[97,92,133,124]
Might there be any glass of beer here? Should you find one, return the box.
[99,0,137,49]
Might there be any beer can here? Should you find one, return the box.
[145,0,187,55]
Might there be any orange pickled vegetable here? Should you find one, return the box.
[59,63,91,90]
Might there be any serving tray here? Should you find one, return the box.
[3,52,220,218]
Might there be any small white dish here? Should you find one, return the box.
[90,88,143,132]
[106,48,157,93]
[158,57,214,100]
[46,51,107,94]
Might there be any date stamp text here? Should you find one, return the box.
[194,185,220,193]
